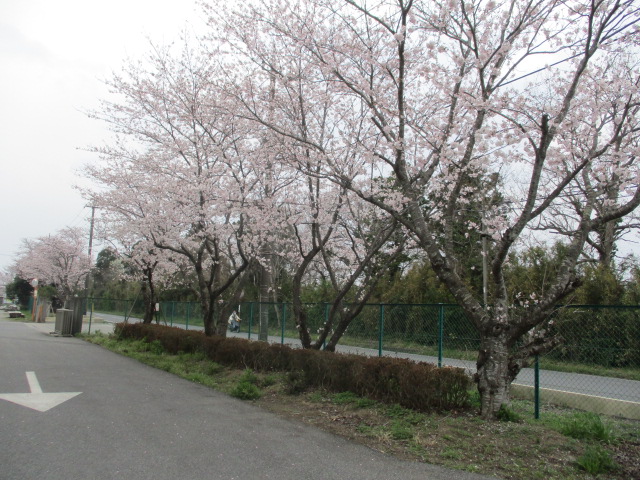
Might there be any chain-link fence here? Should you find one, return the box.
[87,298,640,419]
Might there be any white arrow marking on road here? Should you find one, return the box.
[0,372,81,412]
[26,371,42,393]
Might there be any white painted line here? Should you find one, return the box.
[512,382,640,405]
[26,371,42,394]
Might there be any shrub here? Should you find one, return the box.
[259,374,278,387]
[115,323,471,412]
[149,340,164,355]
[355,357,471,411]
[468,390,481,410]
[239,369,258,385]
[230,381,262,400]
[577,445,617,474]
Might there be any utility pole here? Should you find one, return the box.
[257,71,277,342]
[88,205,96,262]
[85,206,97,301]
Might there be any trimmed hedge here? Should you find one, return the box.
[114,323,471,412]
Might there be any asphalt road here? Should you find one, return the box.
[0,320,495,480]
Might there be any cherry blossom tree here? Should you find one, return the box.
[205,0,640,418]
[539,54,640,269]
[94,234,184,324]
[83,40,263,336]
[0,270,11,303]
[311,199,407,351]
[272,163,407,350]
[212,39,409,348]
[12,227,90,306]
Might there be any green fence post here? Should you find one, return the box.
[378,304,385,357]
[438,304,444,367]
[281,303,286,345]
[535,355,540,419]
[186,302,190,330]
[248,302,254,340]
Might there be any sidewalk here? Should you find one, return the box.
[0,312,116,335]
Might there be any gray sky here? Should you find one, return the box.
[0,0,204,273]
[1,0,637,279]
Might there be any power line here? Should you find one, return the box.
[67,206,89,228]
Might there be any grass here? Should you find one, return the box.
[577,445,618,475]
[550,412,616,443]
[536,358,640,382]
[81,332,640,480]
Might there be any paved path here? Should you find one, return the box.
[90,313,640,406]
[0,319,495,480]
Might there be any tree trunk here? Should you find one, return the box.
[141,270,156,324]
[259,260,271,342]
[142,296,155,324]
[292,301,312,348]
[291,251,319,349]
[213,316,227,336]
[202,296,215,336]
[216,301,237,337]
[599,219,618,266]
[475,333,512,419]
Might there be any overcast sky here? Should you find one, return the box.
[0,0,205,274]
[1,0,638,282]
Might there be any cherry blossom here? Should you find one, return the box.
[12,227,90,306]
